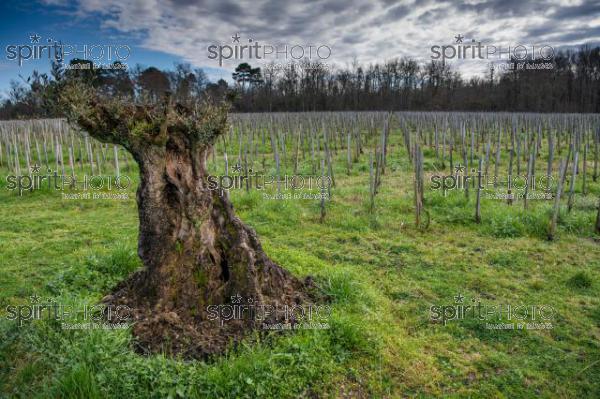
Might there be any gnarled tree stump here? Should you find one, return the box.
[61,84,309,357]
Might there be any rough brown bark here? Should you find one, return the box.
[61,85,310,357]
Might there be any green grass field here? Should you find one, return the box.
[1,123,599,398]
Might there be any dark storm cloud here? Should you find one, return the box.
[549,26,600,43]
[550,2,600,20]
[356,3,375,14]
[363,1,415,29]
[416,6,448,25]
[318,0,351,14]
[526,24,557,40]
[455,0,551,17]
[167,0,199,7]
[341,32,363,45]
[259,0,288,18]
[379,3,411,23]
[53,0,600,76]
[211,1,245,23]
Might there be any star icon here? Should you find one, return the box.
[454,34,464,43]
[232,163,242,173]
[30,33,41,44]
[231,294,242,304]
[454,293,465,303]
[232,33,241,43]
[31,163,41,173]
[454,164,465,174]
[30,293,41,303]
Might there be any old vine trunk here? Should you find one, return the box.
[61,87,309,357]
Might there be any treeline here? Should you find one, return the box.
[1,45,599,119]
[237,46,600,113]
[0,60,230,120]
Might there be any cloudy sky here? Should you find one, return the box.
[1,0,599,95]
